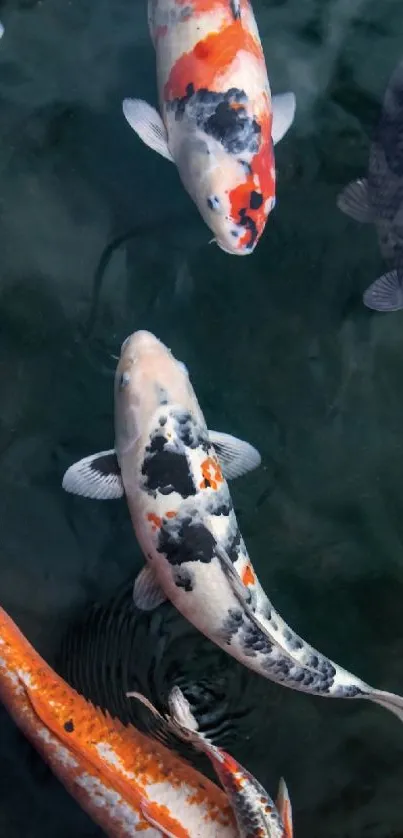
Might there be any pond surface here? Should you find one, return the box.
[0,0,403,835]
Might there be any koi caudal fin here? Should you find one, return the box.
[369,688,403,723]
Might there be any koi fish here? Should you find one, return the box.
[122,0,296,255]
[337,58,403,311]
[0,604,238,837]
[128,685,293,838]
[63,329,403,724]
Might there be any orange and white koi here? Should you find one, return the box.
[0,605,238,837]
[128,685,293,838]
[63,330,403,726]
[122,0,295,254]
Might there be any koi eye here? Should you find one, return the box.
[119,371,130,389]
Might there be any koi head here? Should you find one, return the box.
[114,330,202,461]
[176,119,275,256]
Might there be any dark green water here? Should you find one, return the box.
[1,0,403,835]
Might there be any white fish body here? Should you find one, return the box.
[63,330,403,725]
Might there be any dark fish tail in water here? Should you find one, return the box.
[337,58,403,311]
[55,580,257,756]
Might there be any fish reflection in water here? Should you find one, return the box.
[56,580,259,759]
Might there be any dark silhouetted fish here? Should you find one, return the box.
[337,59,403,311]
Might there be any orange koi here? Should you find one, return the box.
[0,606,237,837]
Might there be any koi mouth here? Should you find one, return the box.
[214,238,255,255]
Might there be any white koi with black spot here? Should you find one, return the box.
[63,330,403,726]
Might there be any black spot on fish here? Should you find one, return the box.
[238,207,258,250]
[206,98,260,156]
[142,434,196,498]
[226,528,242,563]
[277,660,291,678]
[249,190,263,210]
[64,720,74,733]
[212,502,231,517]
[243,623,273,655]
[119,372,130,389]
[158,518,216,565]
[207,195,221,211]
[229,0,241,19]
[221,608,244,642]
[172,409,210,451]
[174,567,194,592]
[291,668,306,683]
[239,159,252,175]
[159,416,167,426]
[338,684,363,698]
[319,659,336,678]
[287,635,303,651]
[168,87,261,157]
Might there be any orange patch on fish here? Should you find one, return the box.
[164,19,264,100]
[241,564,255,587]
[228,104,274,249]
[200,456,224,491]
[166,510,177,518]
[147,512,162,531]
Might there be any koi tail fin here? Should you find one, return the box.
[369,688,403,723]
[126,688,204,755]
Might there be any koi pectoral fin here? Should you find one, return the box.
[209,430,261,479]
[122,98,174,162]
[276,778,293,838]
[140,799,188,838]
[62,450,124,500]
[271,92,296,145]
[363,269,403,311]
[132,566,167,611]
[337,178,373,223]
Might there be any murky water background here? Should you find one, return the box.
[1,0,403,835]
